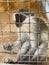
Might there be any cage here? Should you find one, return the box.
[0,0,49,65]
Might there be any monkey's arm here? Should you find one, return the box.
[3,33,29,50]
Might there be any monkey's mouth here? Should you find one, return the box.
[15,23,22,27]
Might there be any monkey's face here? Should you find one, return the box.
[14,13,29,33]
[14,13,36,33]
[15,13,26,27]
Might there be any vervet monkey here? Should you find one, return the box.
[3,1,48,63]
[3,13,48,63]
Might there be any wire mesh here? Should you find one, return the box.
[0,0,49,64]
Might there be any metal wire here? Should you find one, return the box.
[0,0,49,64]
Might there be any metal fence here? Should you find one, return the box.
[0,0,49,64]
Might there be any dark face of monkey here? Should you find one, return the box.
[15,13,26,27]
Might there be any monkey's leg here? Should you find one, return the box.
[31,31,48,61]
[15,41,30,62]
[31,42,48,61]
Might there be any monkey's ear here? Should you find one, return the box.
[15,13,26,23]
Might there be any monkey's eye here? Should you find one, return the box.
[15,14,26,27]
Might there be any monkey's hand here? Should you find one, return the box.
[4,58,15,63]
[3,44,14,51]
